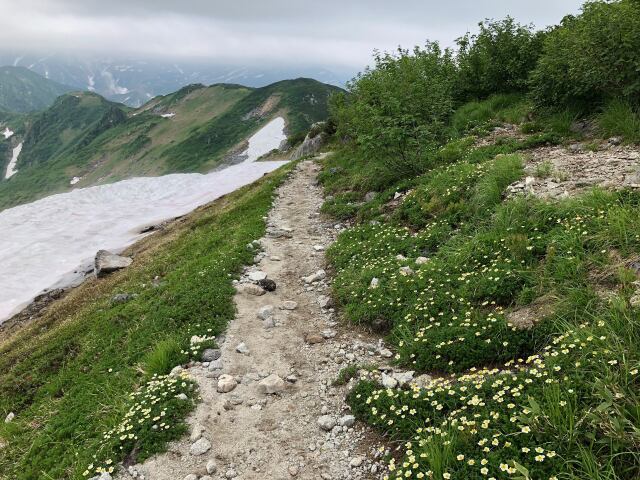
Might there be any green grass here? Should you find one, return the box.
[598,100,640,144]
[322,128,640,478]
[450,93,531,135]
[0,163,292,479]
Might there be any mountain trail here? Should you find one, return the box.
[116,159,388,480]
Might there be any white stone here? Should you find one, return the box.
[317,415,336,431]
[4,412,14,423]
[379,348,393,358]
[217,374,238,393]
[318,295,333,309]
[190,437,212,456]
[258,374,286,394]
[206,460,218,474]
[313,245,325,251]
[183,475,198,480]
[281,300,298,310]
[242,284,266,296]
[381,373,398,389]
[303,270,326,284]
[393,371,415,387]
[339,415,356,427]
[370,277,379,289]
[248,271,267,281]
[321,329,337,339]
[350,456,364,468]
[257,305,275,320]
[236,342,250,354]
[399,266,414,276]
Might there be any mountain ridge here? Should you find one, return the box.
[0,77,342,210]
[0,66,75,113]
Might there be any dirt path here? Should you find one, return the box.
[117,159,389,480]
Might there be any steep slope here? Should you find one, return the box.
[164,78,341,172]
[0,66,74,113]
[0,78,341,211]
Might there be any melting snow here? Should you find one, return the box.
[161,113,176,118]
[2,127,14,139]
[0,117,288,322]
[5,142,22,179]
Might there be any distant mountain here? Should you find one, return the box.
[0,78,343,210]
[0,66,74,113]
[0,54,352,107]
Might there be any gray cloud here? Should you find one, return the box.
[0,1,585,68]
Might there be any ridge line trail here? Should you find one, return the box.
[120,159,386,480]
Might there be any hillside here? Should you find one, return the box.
[0,78,341,211]
[0,66,74,113]
[1,2,639,480]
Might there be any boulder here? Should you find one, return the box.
[242,284,266,296]
[258,278,277,292]
[190,437,212,455]
[248,271,267,282]
[290,122,327,160]
[303,270,326,284]
[258,374,286,394]
[94,250,132,277]
[317,415,336,431]
[339,415,356,427]
[217,375,238,393]
[318,295,333,309]
[201,349,221,362]
[257,305,275,320]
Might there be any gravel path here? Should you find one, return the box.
[116,159,389,480]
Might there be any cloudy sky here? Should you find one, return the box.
[0,0,585,70]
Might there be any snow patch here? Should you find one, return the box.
[240,117,287,162]
[0,119,289,322]
[161,113,176,119]
[2,127,13,139]
[5,143,22,179]
[70,177,81,185]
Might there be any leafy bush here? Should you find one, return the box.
[530,0,640,110]
[331,42,457,175]
[456,17,545,101]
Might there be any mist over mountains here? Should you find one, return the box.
[0,53,353,107]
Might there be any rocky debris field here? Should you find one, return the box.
[113,160,395,480]
[508,139,640,199]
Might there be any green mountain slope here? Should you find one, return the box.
[0,78,341,211]
[0,66,74,113]
[164,78,341,172]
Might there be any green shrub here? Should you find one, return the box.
[331,42,457,175]
[456,17,545,101]
[530,0,640,110]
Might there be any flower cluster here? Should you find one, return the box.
[83,371,196,477]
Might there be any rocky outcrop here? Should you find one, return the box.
[290,122,327,160]
[94,250,132,278]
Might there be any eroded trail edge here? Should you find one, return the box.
[118,160,388,480]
